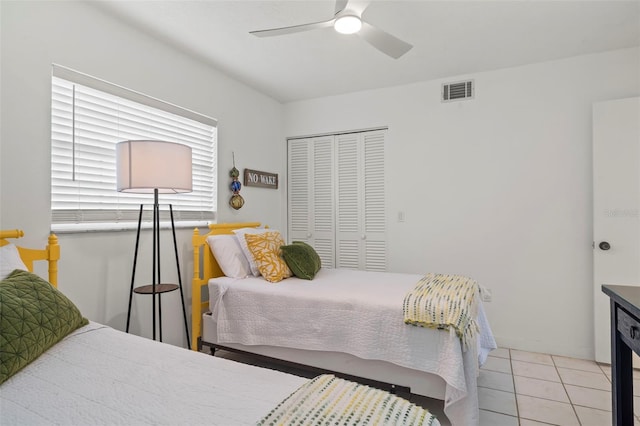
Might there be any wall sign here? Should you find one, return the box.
[244,168,278,189]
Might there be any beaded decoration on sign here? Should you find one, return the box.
[229,152,244,210]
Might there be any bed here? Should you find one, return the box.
[191,223,497,426]
[0,229,439,425]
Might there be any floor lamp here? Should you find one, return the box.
[116,140,191,349]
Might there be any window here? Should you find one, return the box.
[50,65,217,231]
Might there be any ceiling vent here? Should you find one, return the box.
[442,80,474,102]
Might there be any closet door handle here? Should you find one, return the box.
[361,234,366,240]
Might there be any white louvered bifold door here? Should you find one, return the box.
[362,130,387,271]
[288,138,312,243]
[335,133,361,269]
[335,130,387,271]
[312,136,336,267]
[288,130,386,271]
[287,136,335,267]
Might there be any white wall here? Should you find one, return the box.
[0,1,286,347]
[2,0,638,359]
[283,47,640,359]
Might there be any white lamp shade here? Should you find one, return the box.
[116,140,192,194]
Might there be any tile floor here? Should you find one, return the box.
[215,348,635,426]
[460,348,637,426]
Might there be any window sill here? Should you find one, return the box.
[51,221,213,234]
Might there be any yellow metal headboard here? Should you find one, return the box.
[191,222,261,350]
[0,229,60,287]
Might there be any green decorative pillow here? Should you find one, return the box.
[0,270,88,384]
[281,241,321,280]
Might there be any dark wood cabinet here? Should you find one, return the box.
[602,284,640,426]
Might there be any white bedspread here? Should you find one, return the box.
[0,322,308,425]
[208,268,497,426]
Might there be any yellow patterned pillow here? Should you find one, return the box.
[245,231,292,283]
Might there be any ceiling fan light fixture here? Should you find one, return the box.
[249,1,413,59]
[334,15,362,34]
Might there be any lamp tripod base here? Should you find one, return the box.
[125,195,191,349]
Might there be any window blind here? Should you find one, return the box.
[50,67,217,228]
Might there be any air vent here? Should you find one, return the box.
[442,80,474,102]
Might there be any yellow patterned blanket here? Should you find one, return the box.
[257,374,436,426]
[403,273,479,349]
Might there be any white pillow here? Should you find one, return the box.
[206,235,251,278]
[0,243,28,280]
[232,227,276,276]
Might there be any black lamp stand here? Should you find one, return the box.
[125,188,191,349]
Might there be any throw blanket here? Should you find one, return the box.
[403,273,479,349]
[257,374,437,426]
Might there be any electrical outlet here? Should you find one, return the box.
[482,288,492,302]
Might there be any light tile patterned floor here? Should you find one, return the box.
[385,347,636,425]
[468,348,640,426]
[215,348,636,425]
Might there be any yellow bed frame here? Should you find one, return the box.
[188,223,454,408]
[191,222,262,350]
[0,229,60,287]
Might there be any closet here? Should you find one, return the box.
[287,129,387,271]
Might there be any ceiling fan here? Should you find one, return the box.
[249,0,413,59]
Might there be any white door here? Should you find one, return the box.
[288,129,387,271]
[361,130,387,271]
[335,130,387,271]
[287,136,336,267]
[593,97,640,364]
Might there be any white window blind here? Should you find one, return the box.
[50,66,217,229]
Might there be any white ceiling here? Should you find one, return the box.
[93,0,640,103]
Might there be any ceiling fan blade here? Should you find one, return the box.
[334,0,348,15]
[358,21,413,59]
[250,19,335,37]
[343,0,371,17]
